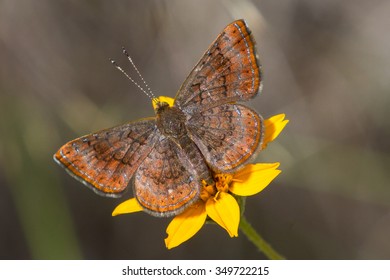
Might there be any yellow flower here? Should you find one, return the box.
[262,113,289,150]
[112,96,289,249]
[164,162,281,249]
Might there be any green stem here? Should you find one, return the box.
[239,215,285,260]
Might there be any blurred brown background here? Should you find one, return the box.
[0,0,389,259]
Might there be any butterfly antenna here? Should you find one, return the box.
[110,55,155,101]
[122,47,156,99]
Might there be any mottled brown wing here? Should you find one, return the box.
[187,104,263,173]
[174,19,262,114]
[133,134,211,217]
[54,118,159,197]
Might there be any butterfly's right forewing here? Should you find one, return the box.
[173,19,264,174]
[174,19,262,113]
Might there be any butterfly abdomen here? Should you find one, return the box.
[155,103,212,184]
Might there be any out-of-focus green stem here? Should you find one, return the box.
[239,215,285,260]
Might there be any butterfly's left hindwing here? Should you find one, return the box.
[134,133,212,217]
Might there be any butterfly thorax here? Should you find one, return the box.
[155,102,187,140]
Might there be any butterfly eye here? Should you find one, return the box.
[154,101,170,112]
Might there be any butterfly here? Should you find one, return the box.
[54,19,264,217]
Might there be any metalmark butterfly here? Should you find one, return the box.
[54,19,263,217]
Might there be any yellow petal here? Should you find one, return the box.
[262,114,289,149]
[230,163,281,196]
[152,96,175,110]
[206,192,240,237]
[112,198,144,216]
[165,201,207,249]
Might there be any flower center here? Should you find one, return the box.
[200,173,234,202]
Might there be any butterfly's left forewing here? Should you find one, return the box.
[54,118,159,197]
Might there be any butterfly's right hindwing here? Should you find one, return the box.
[187,104,263,173]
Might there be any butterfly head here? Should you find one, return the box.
[153,100,170,114]
[152,96,175,113]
